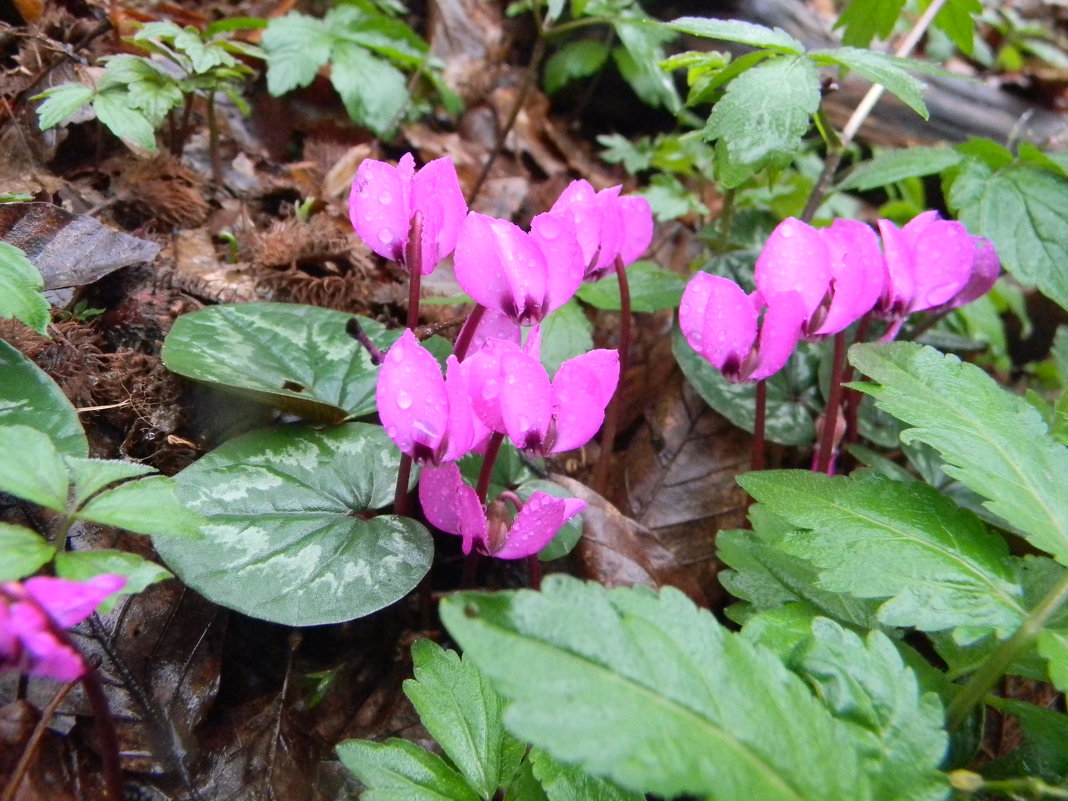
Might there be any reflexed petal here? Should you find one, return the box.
[492,493,585,560]
[755,218,832,317]
[455,308,522,356]
[591,186,624,273]
[679,273,757,378]
[461,339,512,433]
[499,349,553,453]
[530,212,584,316]
[411,156,467,274]
[550,348,619,453]
[441,356,484,462]
[877,219,915,315]
[814,219,884,336]
[376,330,448,462]
[950,237,1000,308]
[550,179,599,267]
[617,194,654,268]
[10,603,85,680]
[750,291,806,380]
[455,483,489,555]
[24,575,126,627]
[349,157,410,263]
[418,463,465,536]
[455,213,548,324]
[910,220,975,310]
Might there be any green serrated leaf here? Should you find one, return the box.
[544,39,611,95]
[705,55,821,187]
[330,45,408,137]
[789,619,949,801]
[739,471,1027,638]
[76,475,204,539]
[947,163,1068,312]
[403,640,506,799]
[262,12,334,95]
[1037,629,1068,692]
[93,89,158,150]
[154,423,431,626]
[611,19,680,113]
[529,748,644,801]
[345,15,429,67]
[0,425,69,512]
[811,47,928,118]
[33,82,95,130]
[64,457,157,509]
[576,261,685,312]
[984,698,1068,780]
[538,299,593,378]
[673,325,818,445]
[835,0,905,47]
[0,339,87,457]
[0,241,49,335]
[838,148,962,192]
[850,342,1068,566]
[162,304,397,423]
[0,522,56,581]
[931,0,981,56]
[54,549,172,612]
[337,738,482,801]
[665,17,804,54]
[442,575,874,801]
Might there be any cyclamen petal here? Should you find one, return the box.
[908,219,975,309]
[550,349,620,453]
[940,236,999,311]
[349,153,466,274]
[550,179,654,279]
[812,219,885,336]
[679,273,757,379]
[749,291,807,381]
[616,195,654,268]
[24,574,126,627]
[492,493,585,560]
[529,212,585,315]
[498,349,553,453]
[418,463,487,554]
[755,218,832,318]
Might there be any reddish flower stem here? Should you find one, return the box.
[591,256,629,496]
[752,379,767,472]
[475,432,505,504]
[452,304,486,362]
[527,555,543,590]
[816,331,848,474]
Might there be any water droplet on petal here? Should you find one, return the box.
[517,415,529,431]
[379,228,394,245]
[506,374,517,385]
[389,346,404,363]
[396,391,413,410]
[379,190,392,204]
[386,426,398,438]
[481,379,499,400]
[781,227,793,238]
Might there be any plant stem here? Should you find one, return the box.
[946,567,1068,730]
[815,332,847,474]
[1,681,75,801]
[591,256,629,495]
[452,304,486,362]
[405,210,424,330]
[752,379,767,472]
[393,455,413,517]
[801,0,950,220]
[527,555,543,590]
[475,432,505,504]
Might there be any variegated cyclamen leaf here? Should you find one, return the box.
[0,339,87,457]
[161,303,400,423]
[155,423,430,626]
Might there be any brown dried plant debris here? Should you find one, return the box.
[249,214,353,269]
[0,318,107,409]
[113,154,212,230]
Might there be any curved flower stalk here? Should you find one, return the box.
[349,152,467,275]
[1,574,126,681]
[755,217,884,340]
[418,463,585,559]
[461,329,619,456]
[679,272,807,382]
[453,211,586,326]
[876,211,999,339]
[549,179,654,281]
[376,329,488,466]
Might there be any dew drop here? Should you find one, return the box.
[379,228,394,245]
[481,379,499,400]
[396,391,413,410]
[379,190,392,205]
[781,227,793,238]
[506,374,517,385]
[389,346,404,363]
[386,426,398,438]
[517,415,529,431]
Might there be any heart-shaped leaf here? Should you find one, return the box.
[0,339,87,457]
[156,423,431,626]
[161,303,400,423]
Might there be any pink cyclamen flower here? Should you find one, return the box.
[418,463,585,559]
[453,211,586,326]
[876,211,999,337]
[350,153,467,275]
[755,217,884,339]
[377,329,488,465]
[679,272,807,382]
[1,574,126,681]
[550,179,654,280]
[461,328,619,456]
